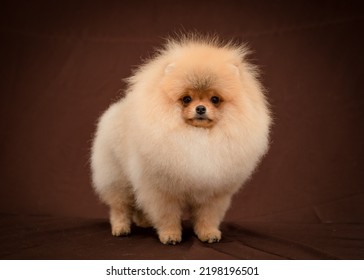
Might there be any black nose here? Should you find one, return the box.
[196,105,206,115]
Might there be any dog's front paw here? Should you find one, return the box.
[158,230,182,245]
[111,223,131,237]
[195,228,221,243]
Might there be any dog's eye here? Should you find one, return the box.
[182,96,192,104]
[210,96,220,104]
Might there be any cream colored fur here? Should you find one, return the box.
[91,35,271,245]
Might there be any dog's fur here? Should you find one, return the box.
[91,35,271,244]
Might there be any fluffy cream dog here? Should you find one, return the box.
[91,34,271,245]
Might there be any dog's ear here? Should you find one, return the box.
[164,63,176,74]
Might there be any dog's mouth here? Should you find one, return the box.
[191,115,212,122]
[193,113,211,120]
[187,116,214,128]
[195,116,209,121]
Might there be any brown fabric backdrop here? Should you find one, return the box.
[0,0,363,259]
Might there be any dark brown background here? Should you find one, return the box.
[0,0,363,259]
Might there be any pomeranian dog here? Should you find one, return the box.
[91,34,271,245]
